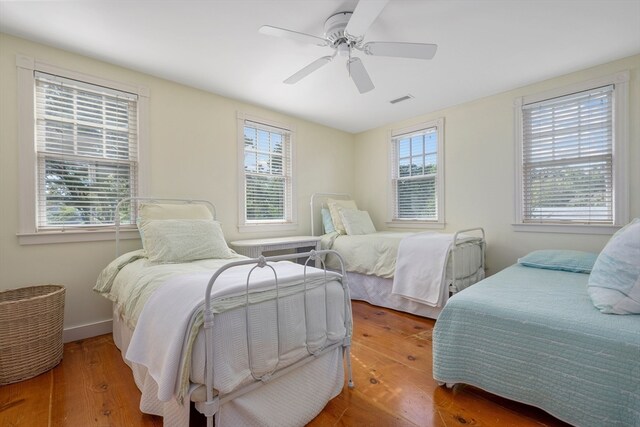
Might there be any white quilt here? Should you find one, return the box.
[125,261,343,402]
[391,232,454,306]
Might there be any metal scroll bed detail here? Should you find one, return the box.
[197,250,354,427]
[114,198,354,427]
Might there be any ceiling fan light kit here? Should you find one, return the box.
[259,0,437,94]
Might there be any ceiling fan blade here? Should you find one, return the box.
[364,41,438,60]
[284,56,333,84]
[345,0,389,39]
[347,57,374,94]
[259,25,329,47]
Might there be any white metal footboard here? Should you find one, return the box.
[197,250,354,427]
[450,227,486,294]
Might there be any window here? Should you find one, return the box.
[515,72,629,233]
[17,56,148,244]
[237,114,295,231]
[389,118,444,227]
[35,72,138,228]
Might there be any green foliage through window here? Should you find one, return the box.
[35,72,138,228]
[243,123,291,222]
[393,128,439,220]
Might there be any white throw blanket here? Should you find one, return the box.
[391,232,454,307]
[125,261,335,403]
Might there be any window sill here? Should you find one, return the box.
[18,228,140,245]
[386,221,445,230]
[238,222,298,233]
[512,223,621,235]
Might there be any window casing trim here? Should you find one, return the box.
[387,118,445,228]
[16,55,149,244]
[513,71,629,234]
[236,112,297,233]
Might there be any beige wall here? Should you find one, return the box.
[353,54,640,275]
[0,34,354,332]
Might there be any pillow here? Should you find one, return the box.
[138,202,213,223]
[339,208,376,235]
[137,202,214,240]
[517,250,598,274]
[141,219,233,263]
[321,208,336,234]
[327,198,357,235]
[588,218,640,314]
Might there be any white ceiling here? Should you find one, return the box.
[1,0,639,133]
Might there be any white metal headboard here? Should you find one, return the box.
[114,197,217,257]
[309,192,352,236]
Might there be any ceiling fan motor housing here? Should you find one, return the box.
[324,12,358,48]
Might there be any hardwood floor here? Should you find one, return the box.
[0,301,569,426]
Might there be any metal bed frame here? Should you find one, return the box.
[309,192,486,296]
[114,198,354,426]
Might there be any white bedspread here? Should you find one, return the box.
[125,261,338,402]
[391,232,453,306]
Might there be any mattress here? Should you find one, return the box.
[433,264,640,427]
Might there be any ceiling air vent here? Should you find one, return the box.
[389,94,414,104]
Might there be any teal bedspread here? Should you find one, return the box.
[433,264,640,427]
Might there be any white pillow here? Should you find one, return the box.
[327,198,357,235]
[339,208,376,235]
[141,219,234,263]
[588,218,640,314]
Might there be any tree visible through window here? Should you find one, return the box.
[35,72,138,228]
[390,123,442,222]
[242,121,292,223]
[520,85,615,224]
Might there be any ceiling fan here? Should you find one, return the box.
[258,0,437,94]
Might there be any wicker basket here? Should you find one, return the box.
[0,285,65,385]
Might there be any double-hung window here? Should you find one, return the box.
[17,56,148,244]
[389,118,444,227]
[515,72,629,233]
[237,114,295,231]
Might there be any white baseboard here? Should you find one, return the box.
[63,319,113,343]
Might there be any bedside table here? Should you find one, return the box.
[229,236,322,263]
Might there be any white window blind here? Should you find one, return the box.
[391,126,439,221]
[521,85,614,225]
[242,120,292,223]
[35,71,138,229]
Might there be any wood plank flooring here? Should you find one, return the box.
[0,301,569,426]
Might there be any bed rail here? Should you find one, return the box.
[198,249,353,427]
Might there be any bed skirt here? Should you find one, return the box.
[346,272,443,318]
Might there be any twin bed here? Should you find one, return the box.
[433,254,640,426]
[310,193,486,319]
[95,198,354,427]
